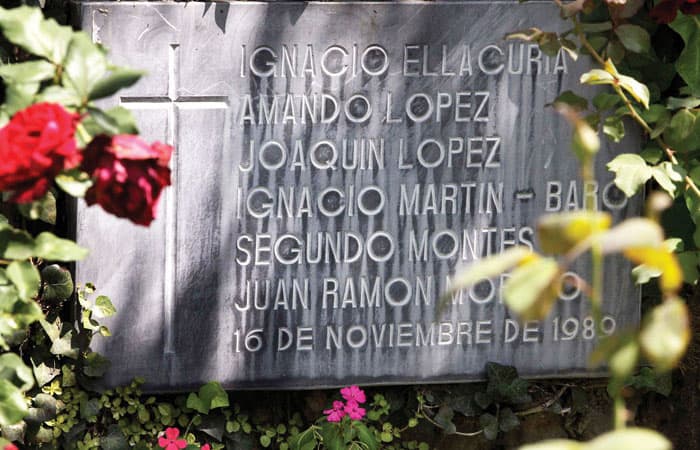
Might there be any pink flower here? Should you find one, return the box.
[201,445,211,450]
[340,385,366,404]
[4,444,19,450]
[344,400,366,421]
[323,400,347,422]
[158,428,187,450]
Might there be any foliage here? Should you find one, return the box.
[449,0,700,447]
[0,3,172,448]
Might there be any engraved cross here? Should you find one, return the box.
[119,43,229,358]
[119,43,229,146]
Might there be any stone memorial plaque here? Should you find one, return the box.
[74,1,642,390]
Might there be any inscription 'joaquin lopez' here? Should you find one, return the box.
[77,2,642,389]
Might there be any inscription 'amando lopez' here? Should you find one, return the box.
[77,2,641,390]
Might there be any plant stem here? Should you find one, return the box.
[76,123,91,146]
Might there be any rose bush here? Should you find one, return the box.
[0,102,80,203]
[0,4,172,448]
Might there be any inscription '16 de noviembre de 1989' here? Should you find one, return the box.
[76,1,641,391]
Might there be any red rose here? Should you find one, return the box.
[650,0,700,23]
[82,134,172,226]
[4,444,19,450]
[0,102,80,203]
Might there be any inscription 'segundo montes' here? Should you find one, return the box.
[75,1,642,390]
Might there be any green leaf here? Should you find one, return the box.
[485,363,532,405]
[579,21,613,33]
[0,6,72,63]
[667,96,700,109]
[55,169,93,198]
[62,33,108,104]
[27,393,57,424]
[186,381,229,414]
[83,352,110,377]
[498,408,520,432]
[0,60,55,84]
[319,422,343,450]
[33,232,89,261]
[669,109,696,140]
[7,260,40,301]
[17,190,56,225]
[628,367,673,396]
[199,381,229,410]
[503,257,560,321]
[670,14,700,95]
[0,353,34,391]
[0,379,28,426]
[651,162,684,197]
[434,405,456,435]
[677,251,700,283]
[50,330,78,359]
[94,295,116,318]
[36,85,82,108]
[603,115,625,142]
[355,423,379,450]
[614,24,651,54]
[639,297,690,371]
[592,92,620,110]
[479,413,498,440]
[80,397,101,421]
[2,82,39,117]
[101,426,129,450]
[104,106,139,134]
[0,225,35,260]
[41,264,74,302]
[89,67,144,101]
[607,153,653,197]
[32,360,59,388]
[552,90,588,111]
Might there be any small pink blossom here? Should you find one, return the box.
[344,400,366,421]
[340,385,366,404]
[324,400,347,422]
[158,428,187,450]
[201,445,211,450]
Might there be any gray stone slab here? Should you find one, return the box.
[74,1,642,391]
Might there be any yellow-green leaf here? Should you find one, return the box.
[639,297,690,372]
[588,428,670,450]
[598,218,665,255]
[447,246,536,294]
[503,258,560,321]
[580,68,615,85]
[6,260,40,301]
[520,440,582,450]
[623,247,682,293]
[537,211,611,255]
[607,154,652,197]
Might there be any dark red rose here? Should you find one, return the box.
[82,135,172,226]
[650,0,700,23]
[0,102,80,203]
